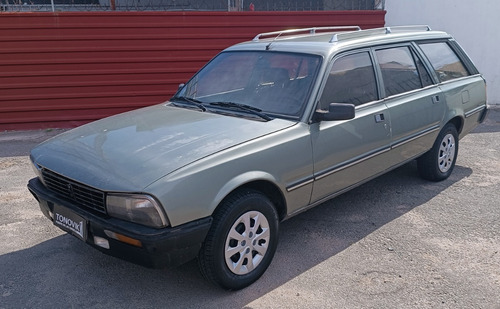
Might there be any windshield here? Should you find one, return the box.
[174,51,321,119]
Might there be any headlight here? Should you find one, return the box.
[106,194,169,228]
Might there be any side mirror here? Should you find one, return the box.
[314,103,355,121]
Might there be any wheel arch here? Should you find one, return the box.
[213,178,288,222]
[447,115,464,135]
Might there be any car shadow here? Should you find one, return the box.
[0,161,472,308]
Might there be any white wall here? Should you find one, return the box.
[385,0,499,104]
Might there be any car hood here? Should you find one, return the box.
[31,104,296,192]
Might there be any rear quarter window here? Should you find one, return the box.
[418,42,470,82]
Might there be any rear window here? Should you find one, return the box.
[419,42,470,82]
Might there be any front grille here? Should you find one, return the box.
[41,168,106,214]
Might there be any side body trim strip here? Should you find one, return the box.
[465,105,486,118]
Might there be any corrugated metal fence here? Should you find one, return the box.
[0,11,385,130]
[1,0,385,12]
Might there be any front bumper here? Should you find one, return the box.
[27,177,212,269]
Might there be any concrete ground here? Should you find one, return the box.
[1,109,499,309]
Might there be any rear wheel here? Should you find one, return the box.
[198,189,279,290]
[418,123,459,181]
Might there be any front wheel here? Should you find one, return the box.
[198,189,279,290]
[418,123,459,181]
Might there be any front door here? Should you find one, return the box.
[310,50,393,203]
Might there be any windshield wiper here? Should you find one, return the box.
[170,96,207,112]
[208,101,272,121]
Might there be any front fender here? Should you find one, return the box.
[145,123,314,227]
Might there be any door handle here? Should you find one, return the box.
[375,113,385,123]
[432,95,440,104]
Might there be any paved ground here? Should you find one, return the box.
[1,109,499,309]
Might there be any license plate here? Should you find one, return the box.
[53,205,87,241]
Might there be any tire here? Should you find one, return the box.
[198,189,279,290]
[417,123,459,181]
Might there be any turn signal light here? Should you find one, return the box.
[104,230,143,248]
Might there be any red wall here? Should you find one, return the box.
[0,11,385,130]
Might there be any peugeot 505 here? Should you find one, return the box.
[28,25,488,290]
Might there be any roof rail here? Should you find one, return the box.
[252,26,361,42]
[385,25,432,33]
[330,25,432,43]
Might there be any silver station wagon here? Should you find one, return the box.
[28,25,488,290]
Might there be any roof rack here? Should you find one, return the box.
[330,25,432,43]
[252,26,361,42]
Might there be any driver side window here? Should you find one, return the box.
[319,52,378,110]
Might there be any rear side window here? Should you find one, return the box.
[319,52,377,108]
[419,42,470,82]
[375,46,423,97]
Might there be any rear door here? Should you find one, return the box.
[374,44,445,161]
